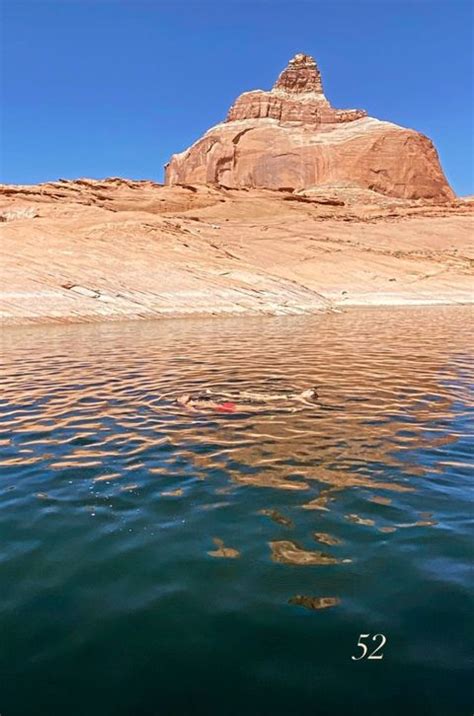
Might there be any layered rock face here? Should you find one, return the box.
[226,53,366,125]
[165,53,454,201]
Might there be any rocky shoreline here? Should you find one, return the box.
[1,178,472,326]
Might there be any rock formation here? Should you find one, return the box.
[165,53,454,201]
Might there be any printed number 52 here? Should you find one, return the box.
[351,633,386,660]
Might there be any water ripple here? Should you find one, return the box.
[0,306,473,715]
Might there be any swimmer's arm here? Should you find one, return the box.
[233,391,289,402]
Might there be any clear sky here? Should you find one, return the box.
[1,0,473,194]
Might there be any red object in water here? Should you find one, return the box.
[216,401,237,413]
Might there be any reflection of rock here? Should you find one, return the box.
[215,486,234,495]
[378,526,397,533]
[396,519,438,528]
[259,508,294,527]
[369,495,392,505]
[235,474,310,491]
[345,514,375,526]
[208,537,240,559]
[270,540,350,565]
[288,595,340,611]
[304,467,413,492]
[313,532,342,546]
[161,487,183,496]
[301,488,339,511]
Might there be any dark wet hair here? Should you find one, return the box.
[194,394,214,402]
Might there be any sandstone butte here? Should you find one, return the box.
[165,53,454,201]
[0,55,473,326]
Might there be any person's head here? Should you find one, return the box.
[301,387,319,401]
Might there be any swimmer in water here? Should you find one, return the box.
[176,387,319,413]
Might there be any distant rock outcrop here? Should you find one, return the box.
[165,53,454,201]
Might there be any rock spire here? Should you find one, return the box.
[273,53,324,95]
[225,52,364,124]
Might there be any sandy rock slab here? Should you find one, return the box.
[1,180,472,326]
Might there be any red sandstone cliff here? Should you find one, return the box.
[165,53,454,201]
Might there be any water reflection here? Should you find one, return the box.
[1,307,473,543]
[0,307,473,714]
[208,538,240,559]
[270,541,350,565]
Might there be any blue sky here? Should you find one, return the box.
[1,0,473,194]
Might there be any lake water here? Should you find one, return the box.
[1,306,473,716]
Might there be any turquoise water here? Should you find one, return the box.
[1,306,473,716]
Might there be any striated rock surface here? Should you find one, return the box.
[166,53,454,201]
[0,178,472,325]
